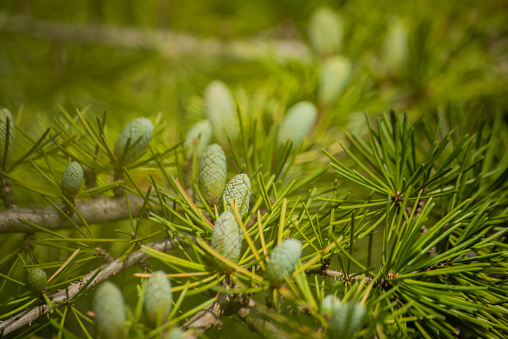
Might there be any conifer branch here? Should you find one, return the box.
[0,236,192,336]
[0,14,311,63]
[0,195,144,233]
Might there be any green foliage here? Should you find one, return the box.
[0,1,507,338]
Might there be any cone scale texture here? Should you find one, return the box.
[144,271,173,326]
[61,161,83,197]
[114,117,154,163]
[199,144,227,205]
[211,211,242,272]
[265,238,302,283]
[93,281,127,339]
[27,268,47,294]
[221,174,251,216]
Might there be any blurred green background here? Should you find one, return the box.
[1,0,507,131]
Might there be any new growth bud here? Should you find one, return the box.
[204,81,239,146]
[318,56,352,106]
[93,281,127,339]
[26,268,47,294]
[184,120,212,159]
[308,7,343,56]
[199,144,227,205]
[265,238,302,284]
[327,300,366,339]
[144,271,173,326]
[277,102,317,147]
[114,117,154,164]
[220,174,251,216]
[0,108,14,170]
[61,161,83,198]
[211,211,242,272]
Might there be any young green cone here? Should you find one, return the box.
[184,120,212,159]
[265,238,302,284]
[199,144,227,205]
[61,161,83,198]
[0,108,14,170]
[93,281,128,339]
[220,174,251,216]
[382,16,409,74]
[211,211,242,272]
[327,301,366,339]
[144,271,173,326]
[308,7,343,56]
[318,56,352,107]
[204,80,239,146]
[321,294,341,320]
[114,117,154,163]
[26,268,47,294]
[277,102,317,147]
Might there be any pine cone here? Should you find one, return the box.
[211,211,242,272]
[199,144,227,205]
[26,268,47,294]
[328,301,366,339]
[277,102,317,147]
[204,81,239,146]
[114,117,154,163]
[184,120,212,159]
[93,281,127,339]
[265,238,302,283]
[321,294,341,320]
[308,7,343,56]
[144,271,173,326]
[318,56,352,107]
[0,108,14,170]
[61,161,83,198]
[220,174,251,216]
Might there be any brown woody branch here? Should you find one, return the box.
[0,237,192,336]
[0,195,144,234]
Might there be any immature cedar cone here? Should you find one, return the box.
[211,211,242,272]
[220,174,251,216]
[277,102,317,147]
[199,144,227,205]
[328,301,366,339]
[204,81,239,146]
[382,16,409,74]
[61,161,83,198]
[0,108,14,169]
[308,7,343,56]
[265,238,302,283]
[93,281,127,339]
[26,268,47,294]
[144,271,173,326]
[184,120,212,159]
[318,56,352,106]
[114,117,154,163]
[321,294,341,320]
[164,327,183,339]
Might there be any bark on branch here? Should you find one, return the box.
[0,195,144,234]
[0,14,311,63]
[0,237,191,336]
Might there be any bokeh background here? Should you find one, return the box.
[1,1,508,337]
[1,0,507,129]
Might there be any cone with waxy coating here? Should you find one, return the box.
[328,300,366,339]
[318,56,352,106]
[308,7,343,56]
[144,271,173,326]
[114,117,154,163]
[164,327,183,339]
[93,281,127,339]
[61,161,83,198]
[382,16,408,74]
[0,108,14,170]
[27,268,47,294]
[321,294,341,320]
[265,238,302,283]
[211,211,242,272]
[184,120,212,159]
[199,144,227,205]
[277,102,317,147]
[204,81,239,146]
[221,174,251,216]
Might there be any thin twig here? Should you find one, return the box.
[0,195,144,233]
[0,237,193,336]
